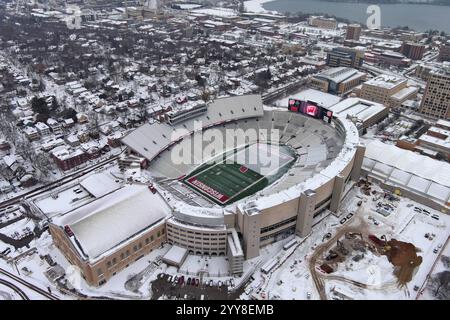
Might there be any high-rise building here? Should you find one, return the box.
[326,47,365,69]
[401,42,426,60]
[419,64,450,119]
[346,24,361,41]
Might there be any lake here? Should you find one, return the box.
[263,0,450,32]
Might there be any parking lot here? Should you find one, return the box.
[151,273,244,300]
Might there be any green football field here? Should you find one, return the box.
[183,162,268,205]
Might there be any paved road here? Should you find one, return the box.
[0,267,59,300]
[0,278,29,300]
[0,152,122,210]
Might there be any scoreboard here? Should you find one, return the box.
[288,99,333,124]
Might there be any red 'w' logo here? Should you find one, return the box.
[239,166,248,173]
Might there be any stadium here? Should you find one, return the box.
[121,94,365,272]
[46,94,364,286]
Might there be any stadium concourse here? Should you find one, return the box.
[48,94,365,286]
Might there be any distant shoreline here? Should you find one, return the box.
[244,0,450,15]
[317,0,450,5]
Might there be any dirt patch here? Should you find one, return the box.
[381,239,422,286]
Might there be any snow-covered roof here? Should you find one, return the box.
[363,140,450,207]
[274,88,341,109]
[79,172,122,198]
[53,185,171,260]
[162,245,188,266]
[329,98,387,123]
[363,74,406,90]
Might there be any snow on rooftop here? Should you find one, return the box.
[364,74,406,90]
[390,86,418,101]
[329,97,387,122]
[79,172,122,198]
[54,185,171,260]
[363,140,450,207]
[162,245,188,266]
[274,88,342,109]
[192,7,238,18]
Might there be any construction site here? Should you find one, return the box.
[239,180,449,300]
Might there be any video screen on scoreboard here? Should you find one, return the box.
[288,98,333,124]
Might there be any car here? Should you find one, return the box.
[346,213,354,219]
[431,214,439,220]
[195,278,199,286]
[191,278,196,286]
[433,248,439,254]
[414,285,419,291]
[306,292,311,300]
[187,277,191,285]
[167,275,172,282]
[423,209,430,214]
[173,276,178,283]
[218,280,222,287]
[209,280,214,287]
[179,276,185,285]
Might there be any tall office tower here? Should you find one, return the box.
[346,24,362,41]
[419,65,450,119]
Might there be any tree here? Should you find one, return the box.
[60,107,77,123]
[31,96,49,115]
[195,74,206,87]
[201,90,210,102]
[430,271,450,299]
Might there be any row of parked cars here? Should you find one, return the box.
[414,206,440,220]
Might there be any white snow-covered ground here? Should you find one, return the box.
[0,218,34,239]
[239,183,450,300]
[1,181,448,300]
[244,0,276,13]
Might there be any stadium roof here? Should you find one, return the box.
[53,185,171,261]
